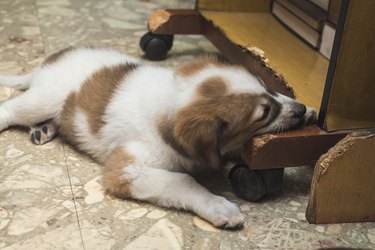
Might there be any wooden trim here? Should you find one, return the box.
[148,9,204,35]
[242,125,348,170]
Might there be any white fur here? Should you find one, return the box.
[0,47,312,228]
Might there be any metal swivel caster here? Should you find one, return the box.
[139,32,174,60]
[229,164,284,201]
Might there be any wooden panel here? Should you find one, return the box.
[242,125,347,169]
[306,132,375,223]
[197,0,270,12]
[324,1,375,131]
[201,11,329,111]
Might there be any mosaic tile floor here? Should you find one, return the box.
[1,0,375,249]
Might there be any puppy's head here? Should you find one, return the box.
[164,58,314,168]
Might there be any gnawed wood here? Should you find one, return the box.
[244,125,347,169]
[307,131,375,223]
[202,17,295,98]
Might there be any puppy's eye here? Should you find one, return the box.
[260,104,270,120]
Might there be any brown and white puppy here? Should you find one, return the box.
[0,47,315,229]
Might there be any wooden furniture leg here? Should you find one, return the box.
[306,132,375,223]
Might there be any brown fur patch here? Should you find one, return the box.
[175,56,223,77]
[59,63,139,141]
[102,148,134,198]
[59,93,78,145]
[158,117,190,158]
[158,77,228,161]
[43,47,75,66]
[77,63,138,134]
[198,76,228,98]
[159,76,280,167]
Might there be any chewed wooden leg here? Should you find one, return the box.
[306,132,375,223]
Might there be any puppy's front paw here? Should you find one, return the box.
[200,196,244,229]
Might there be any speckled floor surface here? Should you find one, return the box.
[0,0,375,249]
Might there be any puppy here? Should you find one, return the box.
[0,47,315,229]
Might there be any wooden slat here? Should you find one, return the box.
[197,0,271,12]
[201,11,329,111]
[323,1,375,131]
[241,125,347,170]
[306,132,375,223]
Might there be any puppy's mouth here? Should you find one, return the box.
[288,104,307,129]
[272,104,317,134]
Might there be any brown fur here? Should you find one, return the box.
[59,93,78,145]
[59,63,139,142]
[158,117,190,158]
[102,148,134,198]
[158,76,281,168]
[43,47,75,65]
[197,76,228,98]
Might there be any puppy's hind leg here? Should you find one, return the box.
[103,147,245,229]
[29,119,58,145]
[0,88,58,132]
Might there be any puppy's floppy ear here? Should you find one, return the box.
[174,117,224,168]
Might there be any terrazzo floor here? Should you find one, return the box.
[0,0,375,249]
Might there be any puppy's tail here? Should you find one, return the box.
[0,70,37,90]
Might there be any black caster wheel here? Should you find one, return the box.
[229,164,284,202]
[140,32,174,61]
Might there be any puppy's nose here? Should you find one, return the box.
[292,103,306,118]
